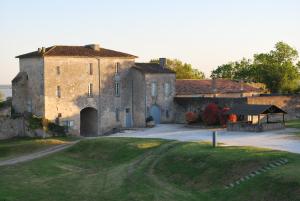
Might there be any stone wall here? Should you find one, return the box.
[174,97,247,123]
[44,57,135,135]
[145,73,176,123]
[247,95,300,120]
[0,117,24,140]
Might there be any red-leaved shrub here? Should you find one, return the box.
[228,114,237,123]
[220,107,230,127]
[202,103,220,125]
[185,112,198,124]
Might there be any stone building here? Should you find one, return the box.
[12,44,175,136]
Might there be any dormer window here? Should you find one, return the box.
[115,62,120,74]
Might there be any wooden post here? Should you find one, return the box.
[283,113,285,124]
[251,115,253,124]
[212,131,217,148]
[258,114,260,124]
[267,114,269,123]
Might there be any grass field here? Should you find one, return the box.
[0,137,77,160]
[0,137,300,201]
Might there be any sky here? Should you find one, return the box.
[0,0,300,84]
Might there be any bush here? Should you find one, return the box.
[146,116,154,123]
[48,122,66,137]
[228,114,237,123]
[185,112,198,124]
[202,103,220,125]
[219,107,230,127]
[28,116,42,129]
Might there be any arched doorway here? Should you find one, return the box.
[150,105,161,124]
[80,107,98,136]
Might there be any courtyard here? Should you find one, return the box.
[111,124,300,154]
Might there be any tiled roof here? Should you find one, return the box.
[16,45,137,58]
[176,79,261,95]
[133,63,175,74]
[226,104,287,115]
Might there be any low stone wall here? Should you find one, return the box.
[0,117,25,139]
[227,122,285,132]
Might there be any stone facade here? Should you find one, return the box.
[12,45,176,136]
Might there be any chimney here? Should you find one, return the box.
[159,58,167,68]
[86,44,101,51]
[41,47,46,54]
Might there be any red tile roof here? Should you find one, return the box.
[176,79,261,95]
[16,45,137,58]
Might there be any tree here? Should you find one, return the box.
[253,42,300,93]
[210,42,300,93]
[211,58,255,82]
[0,91,3,102]
[150,58,205,79]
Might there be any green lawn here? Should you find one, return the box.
[0,137,78,160]
[286,119,300,129]
[0,137,299,201]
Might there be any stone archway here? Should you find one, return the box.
[80,107,98,137]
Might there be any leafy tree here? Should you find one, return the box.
[210,42,300,93]
[0,91,3,102]
[150,58,205,79]
[253,42,300,93]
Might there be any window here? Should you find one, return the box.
[56,66,60,75]
[166,109,169,118]
[115,81,120,96]
[115,62,120,74]
[88,83,93,97]
[56,86,61,98]
[116,108,120,122]
[27,100,32,112]
[151,82,157,97]
[89,63,93,75]
[164,82,171,96]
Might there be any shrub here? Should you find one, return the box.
[185,112,198,124]
[228,114,238,123]
[48,122,66,137]
[146,116,154,123]
[202,103,220,125]
[28,116,42,129]
[220,107,230,127]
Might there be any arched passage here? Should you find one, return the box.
[150,105,161,124]
[80,107,98,136]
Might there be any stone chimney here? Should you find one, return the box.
[159,58,167,68]
[86,44,101,51]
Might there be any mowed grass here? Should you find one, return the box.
[0,137,77,160]
[0,137,300,201]
[286,119,300,136]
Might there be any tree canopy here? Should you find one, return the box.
[211,42,300,93]
[0,91,3,102]
[150,58,205,79]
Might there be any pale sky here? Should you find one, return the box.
[0,0,299,84]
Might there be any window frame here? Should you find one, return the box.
[56,86,61,98]
[115,81,120,97]
[89,63,93,75]
[88,83,93,97]
[164,82,171,97]
[151,82,157,97]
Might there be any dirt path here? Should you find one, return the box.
[0,141,79,167]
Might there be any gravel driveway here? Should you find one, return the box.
[110,124,300,154]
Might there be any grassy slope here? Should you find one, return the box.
[286,119,300,136]
[0,137,77,160]
[0,138,299,201]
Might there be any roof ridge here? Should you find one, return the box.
[43,46,57,56]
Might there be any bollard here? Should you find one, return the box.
[212,131,217,147]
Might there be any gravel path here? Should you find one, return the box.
[110,124,300,154]
[0,141,79,167]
